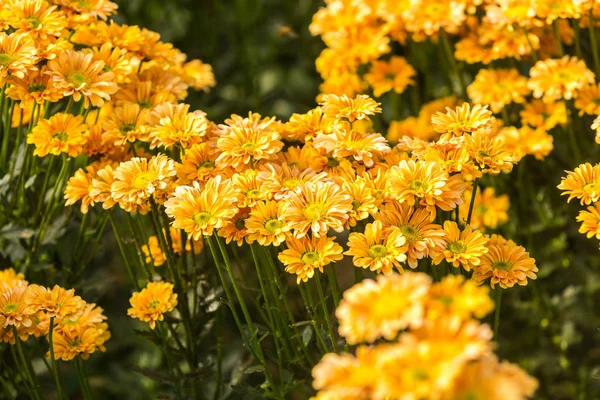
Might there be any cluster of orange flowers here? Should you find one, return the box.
[311,272,538,399]
[559,163,600,243]
[0,268,109,361]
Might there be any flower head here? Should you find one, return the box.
[432,103,495,136]
[528,56,595,103]
[278,235,343,284]
[365,56,416,98]
[127,281,178,329]
[431,221,488,271]
[27,113,87,157]
[558,163,600,205]
[320,94,382,122]
[245,200,290,246]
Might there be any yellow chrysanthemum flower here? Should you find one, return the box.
[345,220,408,275]
[25,284,85,320]
[575,83,600,116]
[282,181,353,238]
[182,59,216,92]
[592,116,600,144]
[319,94,382,122]
[257,162,327,201]
[245,200,290,247]
[27,112,87,157]
[558,162,600,205]
[51,323,111,361]
[341,176,378,228]
[432,103,495,136]
[467,69,530,113]
[365,56,416,98]
[164,176,239,239]
[7,68,63,104]
[527,56,595,103]
[0,268,27,288]
[473,234,538,289]
[576,203,600,240]
[520,99,567,130]
[102,102,149,146]
[431,221,488,271]
[127,281,178,330]
[464,131,515,175]
[426,275,494,322]
[335,272,431,344]
[176,142,224,185]
[0,31,37,82]
[460,187,510,230]
[146,102,208,150]
[64,162,103,214]
[0,284,34,329]
[278,235,343,284]
[313,126,390,168]
[231,169,272,208]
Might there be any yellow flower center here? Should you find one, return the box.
[326,156,339,168]
[193,212,211,225]
[66,72,88,88]
[384,72,396,81]
[282,178,301,189]
[241,142,256,151]
[584,182,600,194]
[304,203,325,221]
[199,161,215,169]
[447,241,467,254]
[53,132,69,141]
[492,261,513,271]
[132,171,158,190]
[475,204,489,215]
[68,339,83,347]
[399,225,419,241]
[408,179,428,192]
[0,54,11,65]
[120,123,136,134]
[26,17,42,28]
[352,199,361,211]
[28,83,46,93]
[246,188,261,198]
[234,217,246,230]
[368,244,388,258]
[264,219,282,233]
[3,303,17,313]
[301,251,320,264]
[148,300,160,308]
[411,368,429,381]
[438,296,454,305]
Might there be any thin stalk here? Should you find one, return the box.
[10,345,35,399]
[74,357,93,400]
[326,265,341,309]
[12,329,43,400]
[466,178,479,226]
[553,19,564,56]
[314,273,338,353]
[493,288,503,338]
[573,20,582,59]
[108,211,139,289]
[589,10,600,77]
[520,26,539,62]
[439,30,466,97]
[298,284,329,354]
[49,318,67,399]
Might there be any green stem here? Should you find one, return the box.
[314,273,338,353]
[466,178,479,226]
[553,19,564,56]
[12,328,43,400]
[74,357,93,400]
[521,26,539,62]
[326,265,341,310]
[298,284,329,354]
[439,30,466,98]
[573,20,582,59]
[108,211,139,289]
[49,318,66,399]
[493,288,503,338]
[589,10,600,77]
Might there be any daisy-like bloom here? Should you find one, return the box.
[182,59,216,91]
[467,69,530,113]
[520,99,567,130]
[0,31,37,82]
[6,0,67,41]
[386,160,466,218]
[497,125,554,162]
[231,169,272,208]
[319,94,382,122]
[27,113,87,157]
[432,103,495,137]
[146,103,209,150]
[245,201,290,246]
[341,176,378,228]
[284,107,331,142]
[25,284,85,320]
[47,49,118,108]
[0,268,27,288]
[54,0,118,23]
[558,163,600,205]
[282,181,353,238]
[376,202,445,269]
[527,56,595,103]
[164,176,238,239]
[576,203,600,240]
[89,163,117,210]
[127,281,177,329]
[215,112,283,171]
[473,234,538,289]
[403,0,466,39]
[217,207,250,246]
[278,235,343,284]
[88,42,133,83]
[64,163,100,214]
[6,68,63,104]
[312,127,390,167]
[142,235,167,267]
[387,117,433,144]
[575,83,600,116]
[442,355,538,400]
[311,345,381,399]
[460,187,510,230]
[365,56,416,98]
[345,220,408,275]
[336,272,431,344]
[111,154,176,212]
[593,116,600,145]
[0,284,34,328]
[426,275,494,323]
[176,142,224,185]
[257,163,326,200]
[51,323,111,361]
[102,103,149,146]
[464,131,515,175]
[431,221,488,271]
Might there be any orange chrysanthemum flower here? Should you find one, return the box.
[245,200,290,246]
[335,273,431,344]
[127,281,178,330]
[431,221,488,271]
[0,284,34,329]
[467,69,530,113]
[0,31,37,82]
[146,102,208,150]
[528,56,595,103]
[7,0,67,41]
[51,323,110,361]
[27,113,87,157]
[0,268,27,288]
[176,142,224,185]
[164,176,238,239]
[89,163,117,210]
[217,208,250,246]
[282,181,353,238]
[231,169,272,208]
[577,203,600,240]
[7,68,63,104]
[376,202,446,269]
[278,235,343,284]
[365,56,416,98]
[25,284,85,320]
[345,220,408,275]
[426,275,494,323]
[593,116,600,145]
[464,131,515,175]
[575,83,600,116]
[102,103,149,146]
[460,187,510,230]
[257,162,326,200]
[520,99,567,130]
[215,112,283,171]
[319,94,382,122]
[341,176,378,228]
[432,103,495,136]
[64,163,102,214]
[558,163,600,205]
[47,49,118,107]
[312,127,390,167]
[182,59,216,91]
[473,235,538,289]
